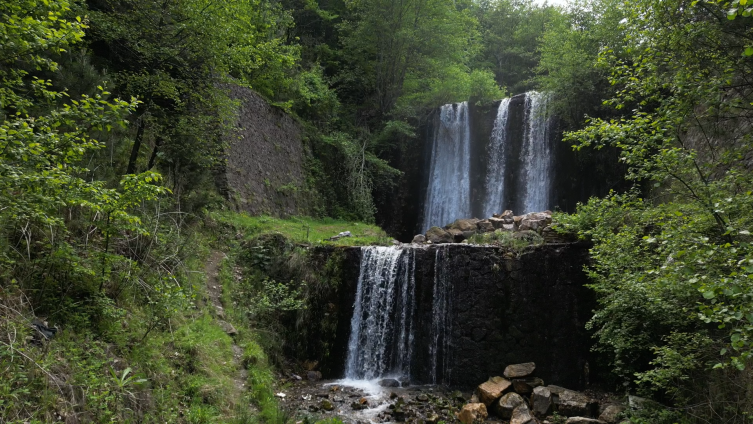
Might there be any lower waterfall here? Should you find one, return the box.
[344,246,452,383]
[344,246,416,380]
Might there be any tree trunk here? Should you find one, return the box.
[127,118,146,175]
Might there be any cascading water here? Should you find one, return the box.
[518,91,553,213]
[482,98,512,218]
[429,246,453,385]
[422,102,472,232]
[344,246,416,380]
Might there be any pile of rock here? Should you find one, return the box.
[457,362,625,424]
[413,211,565,244]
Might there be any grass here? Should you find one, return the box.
[212,211,391,246]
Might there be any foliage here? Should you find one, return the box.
[556,0,753,419]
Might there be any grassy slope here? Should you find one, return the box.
[0,211,376,423]
[213,212,391,246]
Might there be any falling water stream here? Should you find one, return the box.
[422,92,554,230]
[422,102,472,232]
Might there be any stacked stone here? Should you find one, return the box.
[414,210,570,244]
[456,362,625,424]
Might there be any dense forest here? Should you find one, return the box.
[3,0,753,423]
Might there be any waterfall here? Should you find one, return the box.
[482,98,512,218]
[429,246,453,385]
[518,91,553,213]
[422,102,472,232]
[345,246,416,380]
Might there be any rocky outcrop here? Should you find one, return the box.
[218,85,310,217]
[504,362,536,378]
[413,210,576,244]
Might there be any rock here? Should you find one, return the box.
[558,390,593,417]
[476,220,495,233]
[218,320,238,336]
[426,413,440,424]
[476,377,512,405]
[416,394,429,402]
[503,223,515,231]
[513,215,523,229]
[456,403,488,424]
[566,418,605,424]
[512,377,545,394]
[379,378,401,388]
[599,405,625,423]
[329,231,352,241]
[320,399,335,411]
[504,362,536,379]
[511,405,537,424]
[494,392,526,419]
[493,210,515,224]
[451,390,466,402]
[628,395,649,410]
[519,212,552,233]
[448,218,480,232]
[488,217,506,229]
[447,228,466,242]
[426,226,453,244]
[412,234,426,243]
[393,407,406,421]
[306,371,322,381]
[351,402,366,410]
[531,386,553,417]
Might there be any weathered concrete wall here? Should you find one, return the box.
[314,243,596,389]
[217,85,310,216]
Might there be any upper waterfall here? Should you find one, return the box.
[482,98,512,219]
[518,91,553,214]
[421,92,554,231]
[422,102,472,233]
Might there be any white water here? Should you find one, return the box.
[519,91,553,213]
[429,246,453,385]
[482,98,512,218]
[344,246,416,380]
[422,102,472,232]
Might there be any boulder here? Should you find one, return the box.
[513,215,524,229]
[412,234,426,244]
[599,405,625,423]
[306,370,322,381]
[504,362,536,379]
[503,223,515,231]
[519,212,552,233]
[457,403,488,424]
[558,390,593,417]
[494,392,526,419]
[531,386,553,416]
[510,405,537,424]
[426,226,453,244]
[378,378,401,388]
[493,210,515,224]
[476,377,512,405]
[218,320,238,336]
[477,220,495,233]
[320,399,335,411]
[488,217,506,229]
[448,218,480,232]
[565,418,605,424]
[512,377,544,394]
[447,228,467,242]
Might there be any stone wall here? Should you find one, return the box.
[314,242,596,389]
[217,85,310,217]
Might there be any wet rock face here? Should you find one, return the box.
[305,243,595,389]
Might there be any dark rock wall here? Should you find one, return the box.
[314,243,596,390]
[217,85,310,217]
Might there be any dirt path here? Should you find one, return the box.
[205,250,248,392]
